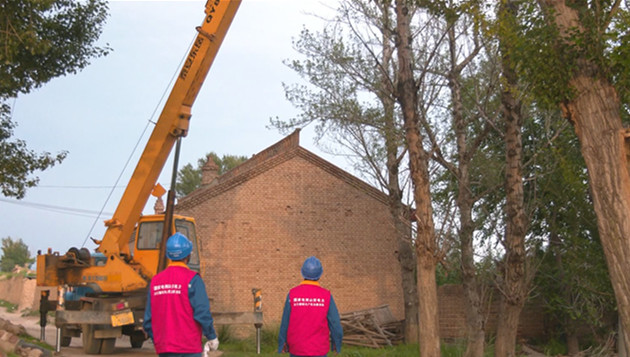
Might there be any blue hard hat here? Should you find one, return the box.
[166,233,193,261]
[301,256,323,280]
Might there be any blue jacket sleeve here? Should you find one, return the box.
[327,295,343,353]
[142,287,153,340]
[277,294,291,353]
[189,274,217,340]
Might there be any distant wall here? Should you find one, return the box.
[438,284,545,340]
[0,276,54,312]
[0,277,547,341]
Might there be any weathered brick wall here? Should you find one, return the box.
[178,155,405,327]
[438,285,545,340]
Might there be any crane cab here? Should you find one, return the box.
[129,214,201,275]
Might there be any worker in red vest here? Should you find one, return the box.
[278,256,343,356]
[143,233,219,356]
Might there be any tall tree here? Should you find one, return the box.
[394,0,441,354]
[272,0,421,342]
[509,0,630,346]
[0,237,34,272]
[422,1,496,355]
[0,0,109,198]
[493,1,534,355]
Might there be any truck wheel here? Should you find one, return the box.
[130,332,145,348]
[100,338,116,354]
[82,323,101,354]
[60,326,73,347]
[61,336,71,347]
[81,303,116,354]
[82,323,116,354]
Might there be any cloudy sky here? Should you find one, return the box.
[1,0,351,256]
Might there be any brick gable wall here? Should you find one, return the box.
[177,155,405,326]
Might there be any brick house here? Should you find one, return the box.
[175,129,405,327]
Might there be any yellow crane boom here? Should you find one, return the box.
[99,0,241,257]
[36,1,242,354]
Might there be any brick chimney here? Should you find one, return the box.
[154,196,165,214]
[202,155,219,186]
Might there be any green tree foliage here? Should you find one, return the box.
[0,237,35,272]
[527,113,616,344]
[176,152,248,197]
[0,105,66,198]
[501,0,630,120]
[0,0,110,98]
[0,0,109,198]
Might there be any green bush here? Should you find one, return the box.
[543,338,568,356]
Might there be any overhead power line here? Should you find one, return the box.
[0,197,113,218]
[35,185,126,189]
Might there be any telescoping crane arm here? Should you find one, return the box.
[98,0,241,257]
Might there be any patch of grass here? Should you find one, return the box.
[216,324,236,344]
[260,324,279,347]
[441,340,496,357]
[221,344,420,357]
[19,333,53,348]
[20,308,40,318]
[0,299,18,313]
[219,334,501,357]
[218,328,498,357]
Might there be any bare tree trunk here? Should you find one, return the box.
[386,107,420,344]
[539,0,630,348]
[393,214,420,344]
[566,331,580,356]
[460,179,486,357]
[394,0,440,355]
[496,300,524,357]
[567,74,630,350]
[461,204,486,357]
[495,2,529,355]
[379,2,419,342]
[446,23,486,357]
[494,83,528,355]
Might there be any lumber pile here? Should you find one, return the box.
[340,305,403,348]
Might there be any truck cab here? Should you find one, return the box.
[129,214,201,274]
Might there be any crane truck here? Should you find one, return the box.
[35,0,242,354]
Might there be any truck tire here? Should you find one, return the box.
[81,322,116,354]
[130,332,145,348]
[61,336,71,347]
[81,303,116,354]
[60,326,73,347]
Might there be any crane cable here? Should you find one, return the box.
[81,33,198,248]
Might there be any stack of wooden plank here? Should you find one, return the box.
[340,305,403,348]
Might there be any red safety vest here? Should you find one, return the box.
[149,264,201,354]
[287,282,332,356]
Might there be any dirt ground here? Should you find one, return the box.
[0,307,157,356]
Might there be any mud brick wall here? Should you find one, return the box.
[0,276,55,312]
